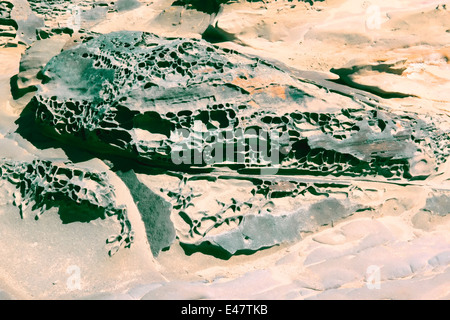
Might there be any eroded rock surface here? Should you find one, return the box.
[172,0,325,15]
[1,0,449,300]
[117,169,174,257]
[29,31,450,181]
[0,1,17,47]
[11,35,68,99]
[0,140,133,256]
[19,30,449,257]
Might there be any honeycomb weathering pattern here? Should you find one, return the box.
[0,157,133,256]
[20,30,450,257]
[31,31,449,180]
[26,0,116,25]
[162,173,366,256]
[24,0,117,40]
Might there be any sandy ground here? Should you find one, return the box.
[0,0,449,300]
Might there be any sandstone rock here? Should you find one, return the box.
[423,192,450,216]
[189,197,357,257]
[114,0,141,12]
[1,0,449,300]
[171,0,231,15]
[117,170,175,257]
[172,0,325,15]
[11,35,69,99]
[12,0,115,44]
[17,30,450,257]
[27,31,449,181]
[0,1,17,47]
[0,139,134,256]
[0,290,12,300]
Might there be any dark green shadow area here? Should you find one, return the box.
[180,240,276,260]
[28,194,107,224]
[202,24,237,44]
[330,67,416,99]
[171,0,230,15]
[55,200,107,224]
[117,170,176,257]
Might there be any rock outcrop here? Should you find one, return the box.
[1,0,449,300]
[117,169,175,257]
[0,149,134,256]
[0,1,17,47]
[29,31,449,180]
[11,35,69,99]
[172,0,325,15]
[18,30,450,257]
